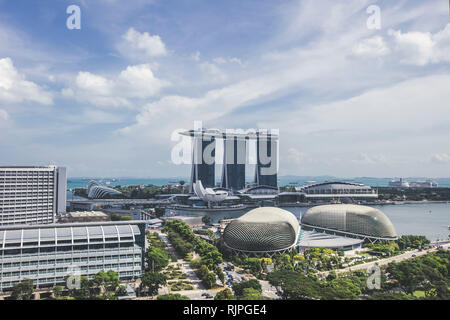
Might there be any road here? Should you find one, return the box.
[321,244,449,277]
[152,230,223,300]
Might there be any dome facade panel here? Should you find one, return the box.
[301,204,397,240]
[222,207,300,253]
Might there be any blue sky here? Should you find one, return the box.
[0,0,450,178]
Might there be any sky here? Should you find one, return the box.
[0,0,449,178]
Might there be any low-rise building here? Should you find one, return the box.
[0,221,146,292]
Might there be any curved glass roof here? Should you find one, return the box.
[301,204,397,239]
[223,207,300,252]
[0,222,142,245]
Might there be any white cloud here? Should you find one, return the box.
[352,36,390,57]
[287,148,307,165]
[119,28,167,59]
[118,64,169,98]
[430,153,450,164]
[352,153,389,165]
[213,57,227,64]
[63,64,169,108]
[199,62,227,82]
[191,51,201,61]
[213,57,243,65]
[66,109,124,124]
[0,57,53,105]
[388,23,450,66]
[0,109,8,121]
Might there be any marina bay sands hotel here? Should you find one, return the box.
[180,129,279,193]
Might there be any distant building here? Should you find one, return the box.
[193,180,228,203]
[0,166,67,226]
[278,192,305,205]
[0,221,146,292]
[103,209,153,221]
[295,182,378,200]
[87,180,122,199]
[301,204,397,242]
[388,178,410,188]
[180,129,279,193]
[409,180,438,188]
[254,132,278,188]
[388,178,438,188]
[221,134,246,191]
[190,133,216,192]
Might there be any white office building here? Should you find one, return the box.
[0,166,67,226]
[0,221,146,292]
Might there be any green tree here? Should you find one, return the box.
[215,288,236,300]
[267,270,321,300]
[202,272,217,289]
[202,215,212,225]
[11,279,34,300]
[197,265,210,279]
[215,266,226,286]
[240,287,265,300]
[154,207,165,218]
[157,293,189,300]
[140,272,168,297]
[232,279,262,298]
[53,286,64,299]
[92,270,120,298]
[247,258,263,276]
[67,275,91,300]
[146,247,169,271]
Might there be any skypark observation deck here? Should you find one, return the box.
[180,129,279,192]
[179,129,279,141]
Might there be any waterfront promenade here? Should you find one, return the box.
[320,243,449,277]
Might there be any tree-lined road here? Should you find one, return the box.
[321,244,449,277]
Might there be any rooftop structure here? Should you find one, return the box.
[87,180,122,199]
[297,230,363,251]
[58,211,110,223]
[222,207,300,255]
[408,180,438,188]
[0,221,146,292]
[388,178,410,188]
[301,204,397,241]
[295,181,378,199]
[193,180,228,203]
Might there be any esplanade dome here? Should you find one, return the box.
[301,204,397,240]
[222,207,300,253]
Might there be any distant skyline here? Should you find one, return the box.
[1,0,450,178]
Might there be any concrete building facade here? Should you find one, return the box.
[0,221,146,292]
[0,166,67,226]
